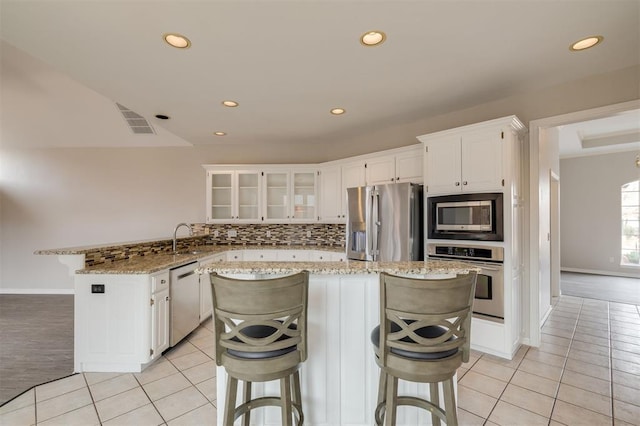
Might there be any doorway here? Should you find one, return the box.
[527,99,640,347]
[550,171,560,301]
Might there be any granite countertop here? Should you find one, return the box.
[76,245,345,274]
[198,259,480,275]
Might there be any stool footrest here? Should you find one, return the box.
[235,396,304,425]
[375,396,447,425]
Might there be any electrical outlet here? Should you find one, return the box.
[228,229,237,237]
[266,230,271,238]
[91,284,105,294]
[306,230,312,238]
[213,230,219,237]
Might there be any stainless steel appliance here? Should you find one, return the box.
[427,192,503,241]
[346,183,423,261]
[170,261,200,346]
[427,243,504,323]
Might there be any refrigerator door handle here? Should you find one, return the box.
[371,189,380,260]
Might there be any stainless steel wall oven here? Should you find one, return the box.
[427,243,504,323]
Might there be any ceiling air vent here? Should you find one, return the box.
[116,103,156,135]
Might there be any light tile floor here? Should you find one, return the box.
[1,295,639,425]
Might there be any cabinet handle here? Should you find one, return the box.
[396,177,400,181]
[390,178,394,182]
[165,296,169,301]
[463,181,468,185]
[161,279,166,284]
[455,182,460,186]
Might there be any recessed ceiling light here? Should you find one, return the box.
[330,108,346,115]
[214,131,226,136]
[360,31,386,47]
[570,35,603,51]
[163,33,191,49]
[222,100,239,107]
[155,114,170,120]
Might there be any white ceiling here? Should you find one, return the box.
[1,0,639,151]
[558,109,640,158]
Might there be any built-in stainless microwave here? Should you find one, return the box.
[427,193,503,241]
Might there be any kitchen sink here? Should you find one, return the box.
[174,250,204,255]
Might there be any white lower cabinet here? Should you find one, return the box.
[73,249,346,373]
[74,273,155,372]
[226,250,243,261]
[150,271,170,360]
[243,250,278,261]
[276,250,310,262]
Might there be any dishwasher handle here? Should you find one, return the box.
[176,270,196,280]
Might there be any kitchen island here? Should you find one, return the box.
[40,242,478,425]
[199,258,478,426]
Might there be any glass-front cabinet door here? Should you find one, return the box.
[236,171,260,221]
[291,170,316,221]
[263,171,289,222]
[206,170,260,223]
[208,171,233,222]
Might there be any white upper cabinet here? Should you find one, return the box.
[262,168,318,222]
[206,170,261,223]
[262,170,290,222]
[341,160,367,190]
[205,145,423,224]
[291,169,317,221]
[365,156,396,185]
[318,165,343,222]
[460,128,504,192]
[418,116,525,195]
[205,166,317,223]
[318,161,364,223]
[365,146,423,185]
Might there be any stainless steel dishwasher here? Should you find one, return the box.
[170,261,200,346]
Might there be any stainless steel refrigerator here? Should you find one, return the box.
[346,183,423,261]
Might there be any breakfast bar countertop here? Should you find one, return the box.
[197,259,480,276]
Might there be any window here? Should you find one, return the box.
[621,179,639,266]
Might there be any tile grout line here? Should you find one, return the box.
[478,345,531,425]
[607,300,615,425]
[133,371,168,426]
[81,373,102,426]
[544,297,582,426]
[159,342,217,422]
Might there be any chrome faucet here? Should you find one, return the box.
[172,223,193,253]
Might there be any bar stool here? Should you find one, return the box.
[209,271,309,426]
[371,272,477,426]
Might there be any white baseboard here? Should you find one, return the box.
[0,288,74,295]
[561,267,639,279]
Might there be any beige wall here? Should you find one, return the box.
[560,151,640,276]
[1,65,639,292]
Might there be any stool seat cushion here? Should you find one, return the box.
[228,324,297,359]
[370,321,458,360]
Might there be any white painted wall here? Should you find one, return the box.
[560,151,640,276]
[0,148,204,292]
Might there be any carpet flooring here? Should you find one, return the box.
[0,295,74,405]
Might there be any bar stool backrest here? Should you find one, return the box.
[209,271,309,366]
[379,272,477,365]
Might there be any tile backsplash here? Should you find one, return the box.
[191,223,346,247]
[83,223,345,266]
